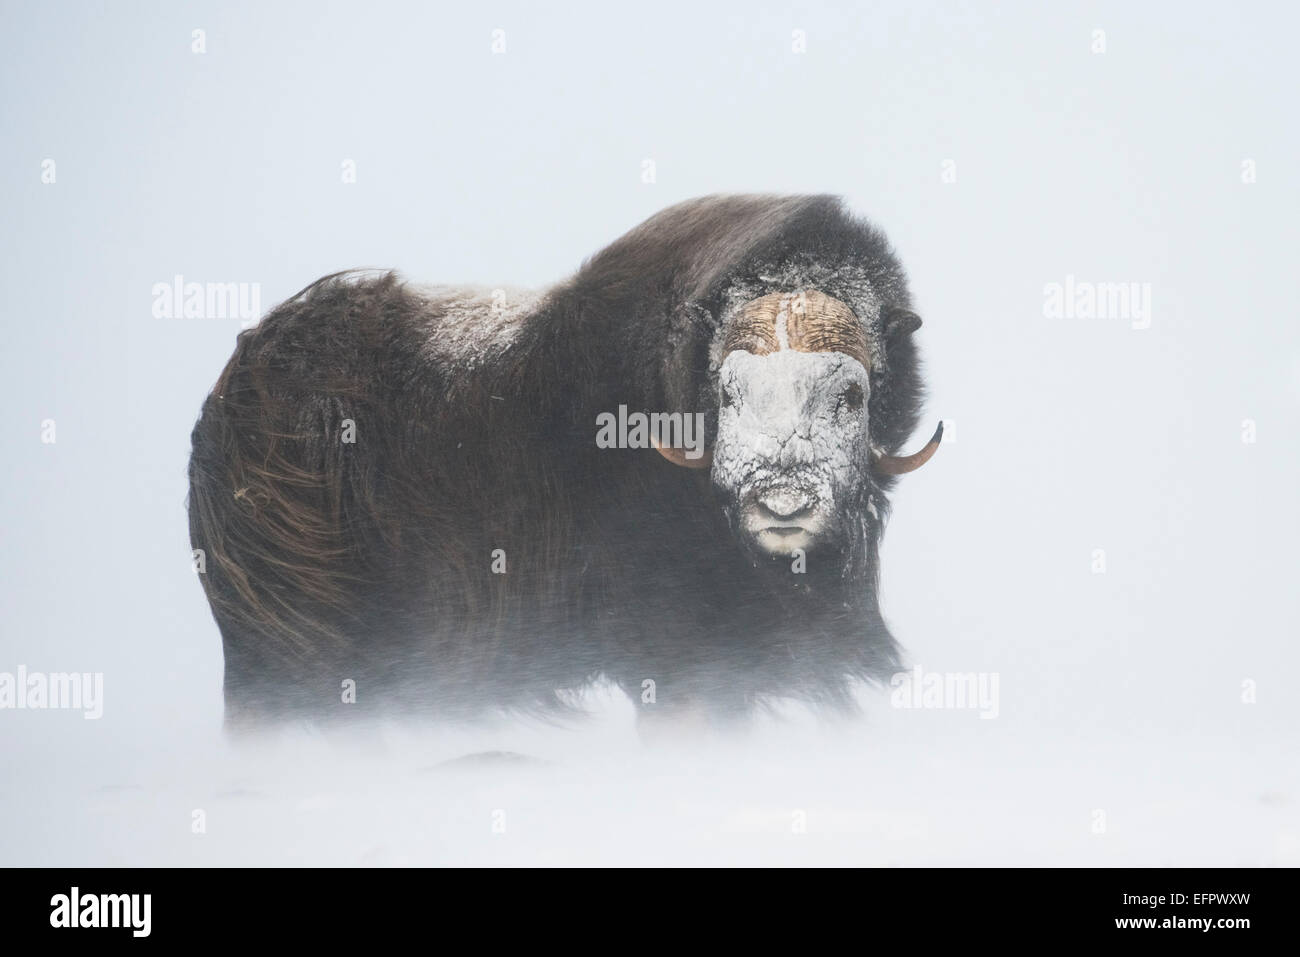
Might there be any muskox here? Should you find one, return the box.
[188,194,941,728]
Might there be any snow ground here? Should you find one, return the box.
[3,686,1294,867]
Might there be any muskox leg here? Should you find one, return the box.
[635,701,715,746]
[218,624,292,733]
[628,682,752,745]
[217,621,347,733]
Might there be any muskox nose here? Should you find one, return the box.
[756,489,814,523]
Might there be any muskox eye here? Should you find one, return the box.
[839,383,864,412]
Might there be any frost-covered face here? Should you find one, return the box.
[713,349,872,559]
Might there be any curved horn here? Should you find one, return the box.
[652,435,712,469]
[874,422,943,475]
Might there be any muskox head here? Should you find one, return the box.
[657,289,940,567]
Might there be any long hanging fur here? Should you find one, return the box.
[187,194,927,727]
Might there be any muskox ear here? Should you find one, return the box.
[882,307,922,340]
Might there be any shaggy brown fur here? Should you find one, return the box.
[188,195,931,727]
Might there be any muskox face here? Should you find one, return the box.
[654,289,939,567]
[712,348,872,560]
